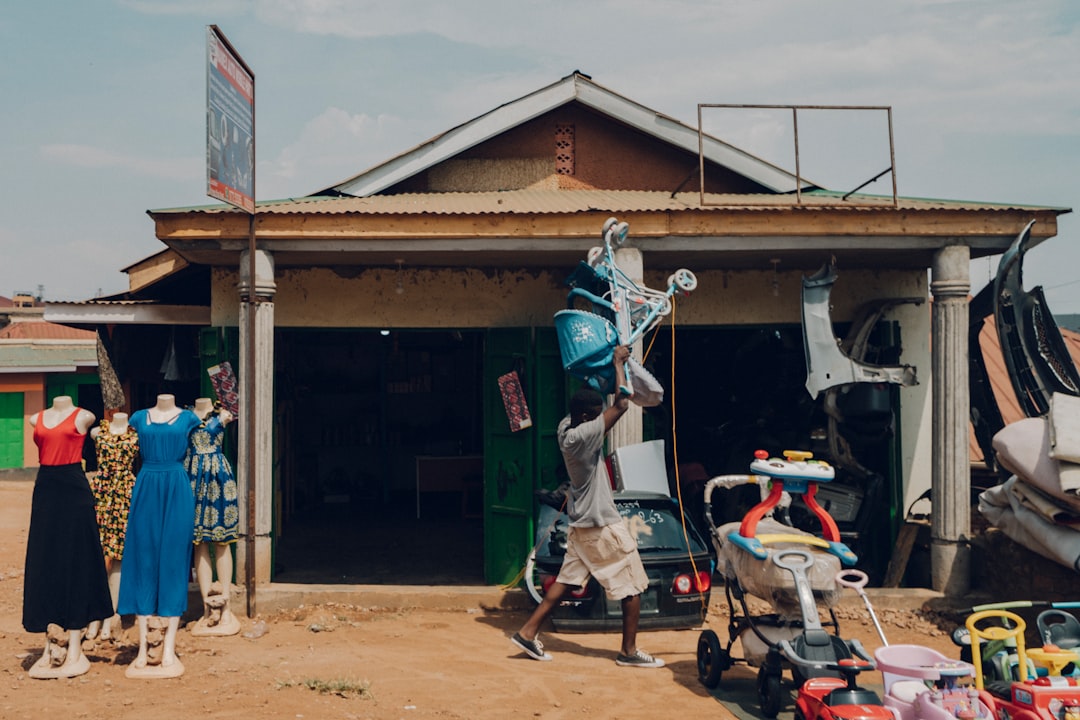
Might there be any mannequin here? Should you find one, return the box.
[117,394,200,679]
[187,398,240,636]
[86,411,138,641]
[24,396,113,679]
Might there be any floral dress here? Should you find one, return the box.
[186,411,240,544]
[91,419,140,560]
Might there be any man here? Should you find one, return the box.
[511,345,663,668]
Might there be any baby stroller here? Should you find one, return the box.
[696,451,867,718]
[553,217,697,402]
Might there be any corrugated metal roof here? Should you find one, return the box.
[0,344,97,370]
[153,189,1066,217]
[0,320,95,340]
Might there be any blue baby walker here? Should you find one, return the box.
[554,217,697,400]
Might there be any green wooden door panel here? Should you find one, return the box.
[482,328,568,586]
[0,393,23,469]
[533,328,568,493]
[483,329,535,585]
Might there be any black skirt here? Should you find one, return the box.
[23,463,114,633]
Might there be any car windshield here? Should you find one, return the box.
[615,496,708,554]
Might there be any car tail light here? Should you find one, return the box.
[673,571,712,595]
[695,570,712,593]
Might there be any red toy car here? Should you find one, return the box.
[779,638,894,720]
[967,609,1080,720]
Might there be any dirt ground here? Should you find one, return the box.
[0,476,968,720]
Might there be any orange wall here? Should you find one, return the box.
[0,373,45,467]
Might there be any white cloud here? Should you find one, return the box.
[40,144,202,182]
[118,0,251,16]
[259,107,414,197]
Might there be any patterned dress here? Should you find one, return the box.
[90,420,139,560]
[186,412,240,544]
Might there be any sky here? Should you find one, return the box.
[2,1,1079,310]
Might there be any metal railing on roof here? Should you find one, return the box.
[697,103,898,208]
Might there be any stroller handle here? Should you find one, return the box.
[836,569,869,592]
[703,475,756,503]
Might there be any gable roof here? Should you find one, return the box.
[319,71,803,198]
[0,320,94,341]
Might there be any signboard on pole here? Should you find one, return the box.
[206,26,254,213]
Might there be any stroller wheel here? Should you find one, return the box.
[587,246,604,267]
[757,667,782,718]
[696,629,727,688]
[612,221,630,246]
[669,268,698,292]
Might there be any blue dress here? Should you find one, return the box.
[117,408,201,617]
[186,413,239,544]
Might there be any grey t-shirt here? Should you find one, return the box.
[558,414,622,528]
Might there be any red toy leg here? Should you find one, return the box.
[801,484,841,542]
[738,481,785,539]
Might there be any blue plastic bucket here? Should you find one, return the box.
[553,309,617,391]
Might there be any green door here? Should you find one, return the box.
[0,393,23,468]
[482,328,566,585]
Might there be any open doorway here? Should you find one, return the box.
[644,325,899,583]
[273,329,485,585]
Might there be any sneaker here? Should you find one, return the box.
[512,632,552,661]
[616,649,665,668]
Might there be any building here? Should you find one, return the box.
[47,72,1070,595]
[0,295,98,469]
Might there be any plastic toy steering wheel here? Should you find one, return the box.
[966,609,1028,689]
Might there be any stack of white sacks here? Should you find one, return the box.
[980,392,1080,572]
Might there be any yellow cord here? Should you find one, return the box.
[668,299,709,617]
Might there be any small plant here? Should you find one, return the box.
[276,676,373,699]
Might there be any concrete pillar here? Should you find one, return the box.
[930,244,971,596]
[236,249,275,593]
[610,246,644,452]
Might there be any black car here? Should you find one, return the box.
[525,491,713,632]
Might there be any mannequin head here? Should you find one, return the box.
[154,394,177,410]
[193,398,214,420]
[51,396,74,411]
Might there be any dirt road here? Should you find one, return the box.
[0,476,961,720]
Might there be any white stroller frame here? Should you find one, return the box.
[567,217,697,394]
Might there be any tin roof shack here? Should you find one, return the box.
[0,301,98,469]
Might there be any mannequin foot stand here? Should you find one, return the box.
[191,581,241,637]
[126,616,184,679]
[29,625,90,679]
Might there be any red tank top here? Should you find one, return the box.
[33,409,86,466]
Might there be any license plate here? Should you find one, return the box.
[607,588,659,615]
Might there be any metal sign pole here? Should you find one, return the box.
[245,213,257,617]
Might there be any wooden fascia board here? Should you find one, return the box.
[153,206,1060,247]
[127,252,190,294]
